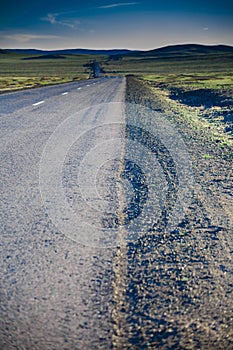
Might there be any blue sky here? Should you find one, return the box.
[0,0,233,49]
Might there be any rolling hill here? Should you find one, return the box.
[3,44,233,58]
[5,48,138,56]
[130,44,233,57]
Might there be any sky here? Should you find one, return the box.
[0,0,233,50]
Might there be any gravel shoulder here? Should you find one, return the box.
[110,76,233,349]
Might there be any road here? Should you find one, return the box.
[0,77,126,349]
[1,77,233,350]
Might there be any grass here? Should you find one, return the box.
[140,73,233,90]
[0,52,106,92]
[103,53,233,77]
[202,154,215,159]
[103,53,233,91]
[0,76,81,92]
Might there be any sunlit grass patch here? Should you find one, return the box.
[0,76,87,92]
[0,52,105,91]
[141,73,233,90]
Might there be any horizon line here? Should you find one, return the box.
[2,42,233,52]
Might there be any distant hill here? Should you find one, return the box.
[131,44,233,57]
[22,54,66,60]
[3,44,233,58]
[6,48,138,56]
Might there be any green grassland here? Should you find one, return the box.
[1,50,233,92]
[103,53,233,89]
[141,73,233,89]
[0,52,106,92]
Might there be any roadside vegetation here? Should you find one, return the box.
[102,52,233,76]
[102,51,233,145]
[0,51,106,92]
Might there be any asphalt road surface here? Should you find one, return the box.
[0,77,126,349]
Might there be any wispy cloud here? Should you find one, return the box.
[1,33,60,43]
[98,2,139,9]
[203,27,209,31]
[41,13,80,29]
